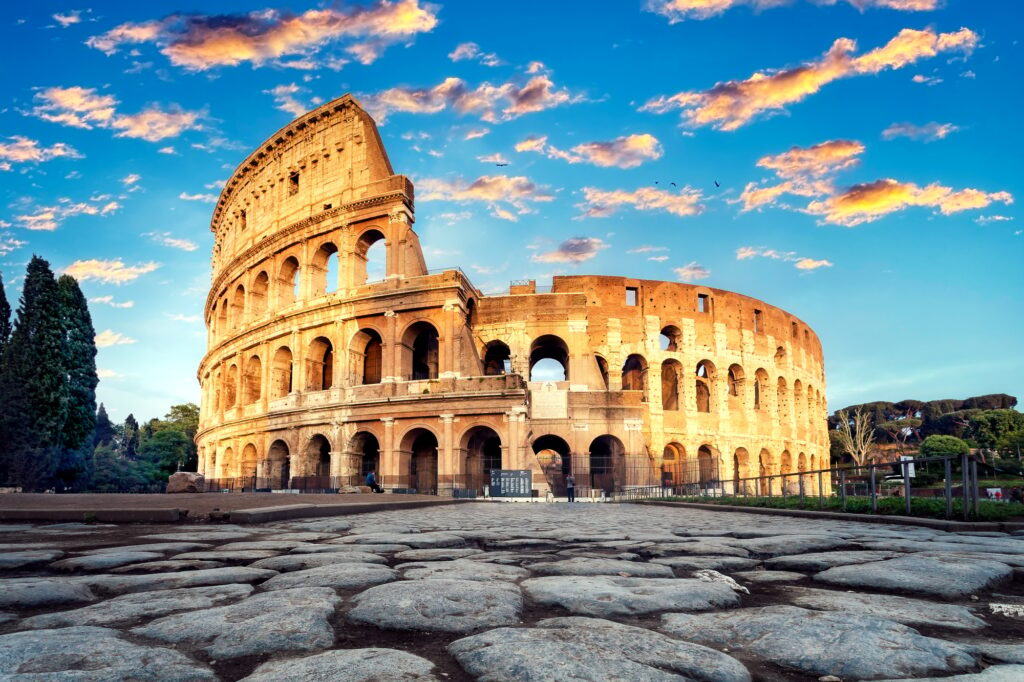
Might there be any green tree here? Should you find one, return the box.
[156,403,199,471]
[57,275,97,450]
[93,403,115,447]
[919,435,971,458]
[0,271,11,357]
[833,407,877,466]
[0,256,69,489]
[138,429,190,479]
[877,417,923,454]
[122,414,139,459]
[997,430,1024,458]
[967,410,1024,450]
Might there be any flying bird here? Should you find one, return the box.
[496,163,509,167]
[714,180,720,188]
[670,182,677,187]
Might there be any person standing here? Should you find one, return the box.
[565,473,576,503]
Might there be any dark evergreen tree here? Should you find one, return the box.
[0,256,69,489]
[57,275,97,450]
[123,413,140,459]
[94,404,115,447]
[0,271,11,357]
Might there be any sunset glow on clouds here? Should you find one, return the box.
[577,186,704,218]
[516,133,663,168]
[646,0,938,23]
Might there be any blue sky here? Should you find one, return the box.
[0,0,1020,423]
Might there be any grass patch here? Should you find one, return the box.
[654,494,1024,522]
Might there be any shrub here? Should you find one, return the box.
[919,435,970,457]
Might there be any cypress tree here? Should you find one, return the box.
[94,403,115,447]
[57,275,97,450]
[0,271,10,356]
[123,413,139,459]
[0,256,69,489]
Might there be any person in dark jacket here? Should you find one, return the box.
[366,470,383,493]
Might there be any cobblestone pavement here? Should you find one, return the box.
[1,503,1024,681]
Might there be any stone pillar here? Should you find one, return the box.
[567,319,588,389]
[234,352,244,413]
[383,310,398,382]
[440,414,455,492]
[441,301,459,378]
[380,418,396,485]
[259,342,270,411]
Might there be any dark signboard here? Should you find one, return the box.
[489,469,532,498]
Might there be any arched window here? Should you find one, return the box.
[727,364,744,398]
[356,229,386,284]
[660,325,681,351]
[351,432,380,480]
[697,445,717,484]
[241,444,258,480]
[695,360,715,413]
[483,341,511,376]
[231,285,245,329]
[353,329,383,385]
[224,364,238,408]
[661,359,682,411]
[278,256,300,306]
[777,377,790,421]
[404,322,439,380]
[310,242,339,296]
[271,347,293,398]
[622,354,648,395]
[734,447,749,491]
[529,335,569,382]
[217,298,228,333]
[243,355,262,404]
[267,440,290,489]
[307,337,334,391]
[250,271,269,318]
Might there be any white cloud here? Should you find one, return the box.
[64,258,160,284]
[674,261,710,281]
[448,42,502,66]
[143,231,199,251]
[531,237,609,263]
[95,329,136,347]
[89,295,135,308]
[179,191,217,203]
[0,135,82,169]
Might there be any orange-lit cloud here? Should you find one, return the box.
[477,153,509,164]
[15,197,120,231]
[418,174,555,221]
[807,179,1014,226]
[739,139,863,210]
[882,121,958,141]
[646,0,937,23]
[0,135,81,170]
[53,11,84,28]
[86,0,438,70]
[532,237,609,263]
[64,258,160,284]
[464,127,490,140]
[642,27,976,130]
[360,74,585,124]
[674,261,710,282]
[29,86,202,142]
[517,133,663,169]
[577,186,704,219]
[736,245,833,270]
[95,329,136,347]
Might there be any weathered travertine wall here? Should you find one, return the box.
[196,94,828,496]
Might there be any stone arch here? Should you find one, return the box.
[306,336,334,391]
[777,377,790,422]
[462,425,502,491]
[661,359,683,411]
[231,284,245,329]
[278,255,300,306]
[250,270,269,318]
[402,320,439,380]
[240,443,258,480]
[660,325,682,351]
[529,334,569,382]
[217,298,228,334]
[266,439,290,489]
[758,448,771,493]
[697,444,718,485]
[310,241,340,296]
[754,368,769,411]
[483,340,511,376]
[224,363,238,409]
[695,360,716,413]
[350,431,380,481]
[350,327,383,385]
[589,435,625,494]
[271,346,293,398]
[780,449,793,475]
[220,446,234,479]
[401,427,439,494]
[355,228,386,284]
[734,447,750,492]
[662,442,686,486]
[727,364,745,399]
[243,354,262,404]
[305,434,332,478]
[793,380,804,426]
[622,354,648,397]
[532,433,571,482]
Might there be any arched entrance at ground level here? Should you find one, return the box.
[350,432,380,484]
[266,440,290,489]
[219,447,234,479]
[532,434,571,495]
[734,447,750,494]
[403,429,438,494]
[240,444,258,485]
[661,442,686,488]
[697,445,718,486]
[462,426,502,493]
[589,435,625,495]
[306,435,331,478]
[757,448,772,496]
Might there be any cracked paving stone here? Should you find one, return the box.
[394,548,483,562]
[260,561,396,591]
[732,570,806,583]
[783,586,988,630]
[348,578,522,633]
[764,550,902,571]
[651,556,761,573]
[0,550,65,570]
[110,559,226,573]
[338,532,467,549]
[527,557,674,578]
[50,551,165,572]
[875,666,1024,682]
[0,579,97,609]
[815,554,1013,598]
[250,552,386,571]
[240,647,439,681]
[522,575,740,618]
[399,559,529,582]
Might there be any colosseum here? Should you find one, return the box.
[196,94,829,498]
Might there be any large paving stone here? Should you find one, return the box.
[348,578,522,633]
[732,535,859,557]
[250,552,386,571]
[394,548,483,562]
[0,626,214,680]
[0,550,64,570]
[783,586,988,630]
[733,570,806,584]
[270,518,353,533]
[651,556,760,572]
[83,542,211,555]
[140,531,256,542]
[0,579,97,608]
[172,550,282,562]
[86,566,278,595]
[875,666,1024,682]
[450,616,750,682]
[22,584,254,629]
[240,647,439,681]
[643,541,751,558]
[262,532,338,542]
[765,550,902,571]
[522,576,740,617]
[399,559,529,582]
[216,540,320,551]
[969,644,1024,663]
[815,555,1013,597]
[133,587,340,659]
[110,560,226,573]
[861,539,1024,555]
[51,551,165,572]
[318,542,413,553]
[260,562,396,591]
[340,532,467,549]
[662,605,975,679]
[529,557,674,578]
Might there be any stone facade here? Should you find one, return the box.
[196,94,828,496]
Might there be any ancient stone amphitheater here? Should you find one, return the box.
[196,94,828,496]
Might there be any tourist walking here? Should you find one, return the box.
[366,470,383,494]
[565,474,576,503]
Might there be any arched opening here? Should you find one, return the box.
[243,355,262,404]
[695,360,715,413]
[356,229,386,284]
[305,434,331,480]
[250,271,269,318]
[533,434,571,494]
[793,380,804,427]
[212,370,222,414]
[777,377,790,422]
[403,321,439,380]
[754,369,769,411]
[271,347,293,399]
[350,328,383,385]
[483,341,511,376]
[734,447,749,493]
[660,325,681,351]
[595,355,610,390]
[758,448,771,494]
[529,335,569,382]
[463,426,502,493]
[589,435,625,494]
[697,445,717,485]
[266,440,290,489]
[224,364,238,409]
[727,364,744,399]
[307,336,334,391]
[661,359,682,411]
[465,298,476,329]
[351,432,380,482]
[310,242,340,296]
[622,354,648,397]
[240,444,258,484]
[662,442,686,487]
[403,429,438,494]
[231,285,245,329]
[220,447,234,479]
[217,299,228,335]
[780,449,793,475]
[278,256,300,306]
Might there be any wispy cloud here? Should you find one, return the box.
[264,83,318,117]
[96,368,122,379]
[89,295,135,308]
[418,174,555,221]
[738,139,864,211]
[64,258,159,284]
[674,261,710,282]
[627,245,669,254]
[642,27,977,130]
[736,245,833,271]
[646,0,937,23]
[448,42,502,67]
[143,231,199,251]
[179,191,217,203]
[477,153,509,164]
[882,121,959,142]
[532,237,609,263]
[463,127,490,140]
[0,135,81,171]
[576,186,704,219]
[121,173,141,186]
[95,329,136,347]
[516,133,662,169]
[85,0,438,70]
[167,313,201,323]
[15,196,120,231]
[53,10,83,28]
